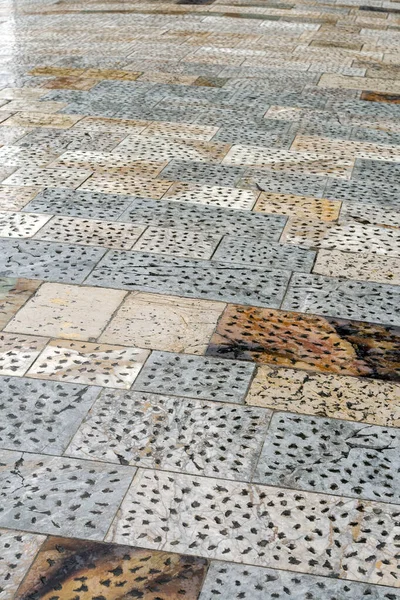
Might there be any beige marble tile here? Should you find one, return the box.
[1,112,83,129]
[141,121,219,141]
[71,116,148,134]
[0,212,51,238]
[0,278,41,330]
[99,292,225,354]
[5,282,126,340]
[0,185,41,211]
[0,88,48,100]
[318,73,400,93]
[246,365,400,427]
[254,192,341,222]
[2,166,92,188]
[0,332,48,376]
[27,339,149,388]
[292,135,400,161]
[3,100,68,114]
[313,249,400,284]
[81,173,173,198]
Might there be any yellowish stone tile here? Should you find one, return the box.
[254,192,341,222]
[292,135,400,161]
[29,66,87,77]
[313,249,400,284]
[83,68,141,81]
[3,100,68,114]
[51,151,168,175]
[41,77,98,90]
[0,278,41,330]
[246,365,400,427]
[0,88,47,100]
[318,73,400,94]
[81,173,173,198]
[0,185,41,211]
[141,121,219,141]
[1,112,83,129]
[138,72,198,85]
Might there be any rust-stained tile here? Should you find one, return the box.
[361,91,400,103]
[254,192,341,222]
[41,76,98,90]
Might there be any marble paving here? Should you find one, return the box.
[0,0,400,596]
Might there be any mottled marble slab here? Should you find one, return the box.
[314,250,400,284]
[66,389,271,479]
[27,339,149,389]
[246,366,400,427]
[0,529,46,600]
[352,158,400,183]
[0,278,40,330]
[200,562,400,600]
[85,251,291,308]
[0,239,106,284]
[0,376,100,454]
[15,536,208,600]
[254,412,400,503]
[133,351,255,403]
[99,292,225,354]
[282,273,400,326]
[206,305,400,381]
[0,211,51,239]
[0,450,135,539]
[107,468,400,585]
[0,332,48,377]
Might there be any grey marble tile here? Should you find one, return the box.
[0,376,100,454]
[325,179,400,206]
[0,450,135,539]
[158,160,247,187]
[212,236,315,272]
[254,412,400,503]
[200,562,400,600]
[282,273,400,326]
[133,351,255,404]
[352,158,400,184]
[85,251,291,308]
[0,239,106,284]
[118,197,287,239]
[213,126,295,148]
[23,188,137,220]
[66,390,271,480]
[107,469,400,585]
[0,528,46,600]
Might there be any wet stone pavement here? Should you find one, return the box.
[0,0,400,598]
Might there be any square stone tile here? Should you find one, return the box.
[314,250,400,285]
[100,292,225,354]
[0,240,106,284]
[212,235,315,271]
[282,273,400,326]
[67,389,271,480]
[246,366,400,428]
[0,332,48,376]
[5,283,126,340]
[254,412,400,503]
[0,450,134,539]
[86,251,291,308]
[28,340,149,389]
[0,186,41,212]
[2,166,92,189]
[23,187,135,220]
[133,351,255,403]
[107,469,400,586]
[0,376,100,454]
[81,173,173,198]
[0,212,51,238]
[0,278,40,330]
[132,227,222,259]
[36,216,146,249]
[164,182,259,210]
[254,192,341,222]
[15,537,208,600]
[0,529,46,600]
[207,305,400,381]
[200,562,400,600]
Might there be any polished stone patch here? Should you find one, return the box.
[0,450,134,538]
[66,389,271,479]
[133,351,255,403]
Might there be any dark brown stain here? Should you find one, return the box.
[361,91,400,104]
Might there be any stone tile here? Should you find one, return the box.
[207,305,400,381]
[325,178,400,206]
[319,73,400,93]
[118,197,286,238]
[282,273,400,326]
[254,192,341,221]
[1,112,83,129]
[292,134,400,162]
[254,412,400,503]
[36,215,146,249]
[0,167,17,184]
[28,339,149,389]
[340,201,400,229]
[133,351,255,403]
[352,158,400,184]
[41,76,98,90]
[107,469,400,586]
[0,376,100,454]
[5,282,126,340]
[133,227,222,259]
[0,450,134,539]
[67,389,271,480]
[2,166,92,189]
[238,169,328,197]
[0,146,58,169]
[0,127,30,146]
[200,562,400,600]
[164,182,258,210]
[51,151,168,175]
[141,121,219,141]
[72,115,148,134]
[23,187,135,220]
[0,278,40,330]
[100,292,225,354]
[246,365,400,427]
[0,239,106,284]
[0,212,51,238]
[113,135,230,163]
[15,537,208,600]
[81,173,173,198]
[159,160,247,187]
[0,332,48,377]
[0,186,41,212]
[16,128,127,152]
[212,235,315,271]
[86,251,291,308]
[314,249,400,284]
[0,529,46,600]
